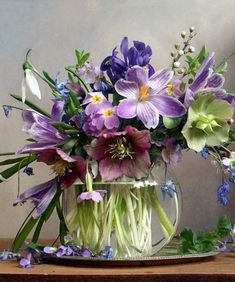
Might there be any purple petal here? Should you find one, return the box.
[91,191,104,202]
[115,79,139,98]
[190,68,212,92]
[120,37,129,62]
[99,158,123,181]
[207,73,225,88]
[104,115,120,129]
[148,69,173,91]
[196,52,215,78]
[117,99,137,118]
[51,101,64,120]
[184,88,196,108]
[150,95,186,117]
[126,66,148,86]
[136,101,159,129]
[17,143,55,154]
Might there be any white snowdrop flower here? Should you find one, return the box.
[188,46,195,53]
[22,69,41,103]
[178,50,184,56]
[173,61,180,68]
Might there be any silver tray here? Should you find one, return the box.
[41,249,219,267]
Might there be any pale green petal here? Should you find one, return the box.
[206,121,230,146]
[182,128,206,152]
[206,99,234,120]
[191,94,215,113]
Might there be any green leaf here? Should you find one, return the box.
[151,130,166,142]
[0,155,37,184]
[10,94,50,117]
[0,157,26,166]
[216,215,232,237]
[11,216,38,252]
[216,61,228,74]
[75,49,90,67]
[61,138,78,152]
[50,121,75,130]
[42,71,56,85]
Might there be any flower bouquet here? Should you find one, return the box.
[1,27,235,260]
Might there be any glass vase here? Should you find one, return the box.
[62,162,181,258]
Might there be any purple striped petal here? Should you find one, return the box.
[196,52,215,78]
[150,95,186,117]
[117,99,137,118]
[17,142,55,154]
[207,73,225,88]
[126,66,148,86]
[148,69,173,91]
[190,68,212,92]
[136,101,159,129]
[51,101,64,120]
[115,79,139,98]
[184,88,196,108]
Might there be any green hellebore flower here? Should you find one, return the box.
[182,94,234,152]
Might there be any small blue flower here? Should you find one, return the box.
[217,182,230,205]
[55,73,70,100]
[0,251,19,261]
[160,179,177,199]
[102,246,113,258]
[23,167,34,176]
[2,105,12,118]
[200,147,209,159]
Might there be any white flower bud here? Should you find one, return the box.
[22,69,41,103]
[189,26,195,33]
[178,50,184,56]
[181,31,186,38]
[174,44,180,50]
[173,61,180,68]
[188,46,195,53]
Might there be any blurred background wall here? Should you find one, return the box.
[0,0,235,238]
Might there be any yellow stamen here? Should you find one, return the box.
[91,94,102,104]
[166,84,174,95]
[52,160,68,176]
[139,85,150,101]
[103,108,114,117]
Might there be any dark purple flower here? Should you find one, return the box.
[14,178,58,218]
[19,253,32,268]
[85,125,151,181]
[101,37,154,84]
[217,182,230,205]
[77,190,107,203]
[115,66,186,129]
[18,101,69,153]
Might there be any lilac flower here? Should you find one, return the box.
[91,104,120,131]
[217,182,231,205]
[200,147,209,159]
[19,253,32,268]
[14,178,58,218]
[160,79,184,98]
[160,179,177,199]
[161,138,183,165]
[184,53,232,107]
[80,248,92,257]
[115,66,186,129]
[17,101,68,153]
[2,105,12,117]
[77,190,107,203]
[56,245,78,257]
[77,62,104,91]
[83,92,110,116]
[23,166,34,176]
[101,37,154,83]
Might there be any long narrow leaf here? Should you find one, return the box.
[0,155,37,184]
[11,217,38,252]
[10,94,50,117]
[0,157,26,166]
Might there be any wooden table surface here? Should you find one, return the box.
[0,239,235,282]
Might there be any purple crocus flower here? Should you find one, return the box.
[115,66,186,129]
[101,37,154,84]
[18,101,68,153]
[77,190,107,203]
[161,138,183,165]
[14,178,58,218]
[184,53,230,107]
